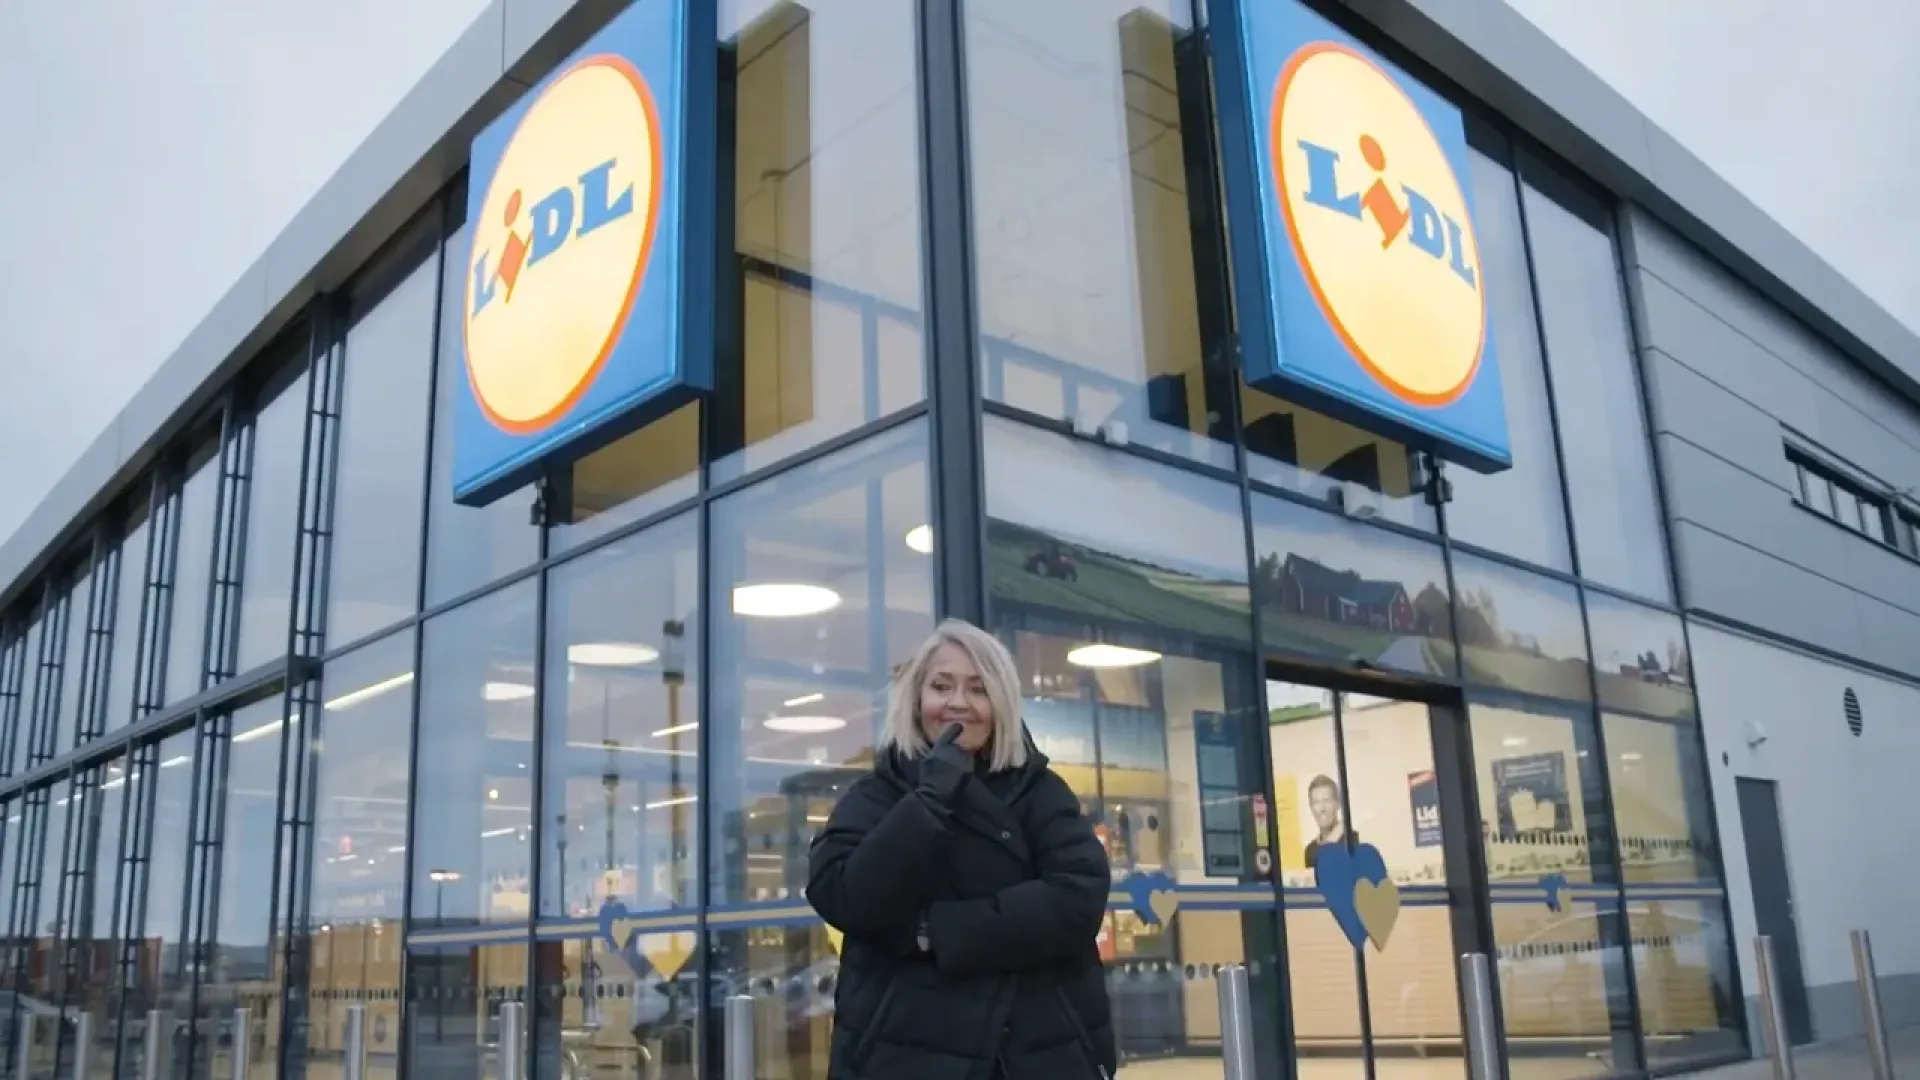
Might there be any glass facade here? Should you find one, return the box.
[0,3,1743,1079]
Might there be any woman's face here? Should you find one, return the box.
[918,642,994,755]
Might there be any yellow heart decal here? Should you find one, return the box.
[641,932,696,980]
[1352,878,1401,950]
[824,924,845,955]
[1148,889,1181,926]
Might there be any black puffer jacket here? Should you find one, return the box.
[806,744,1116,1080]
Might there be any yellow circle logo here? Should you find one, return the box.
[465,55,663,435]
[1272,43,1485,407]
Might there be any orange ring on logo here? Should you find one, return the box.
[1270,41,1485,409]
[463,53,665,437]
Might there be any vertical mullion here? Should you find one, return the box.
[916,0,988,625]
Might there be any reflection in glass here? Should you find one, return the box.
[167,443,220,703]
[12,612,46,776]
[1243,384,1438,531]
[1444,145,1572,571]
[328,255,437,646]
[200,698,284,1080]
[308,634,414,1080]
[413,583,537,928]
[103,504,151,735]
[0,801,17,1067]
[1469,702,1637,1077]
[707,422,933,1080]
[983,414,1283,1075]
[239,370,308,670]
[76,757,127,1080]
[425,221,542,602]
[541,515,700,921]
[968,0,1233,469]
[1251,492,1454,679]
[406,943,529,1080]
[26,781,73,1079]
[1586,596,1694,721]
[1602,713,1741,1067]
[1,630,25,776]
[1523,174,1669,602]
[713,0,925,486]
[124,732,198,1080]
[534,931,698,1080]
[1452,554,1591,702]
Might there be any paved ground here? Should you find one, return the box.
[1686,1022,1919,1079]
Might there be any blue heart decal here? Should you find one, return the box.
[597,900,645,975]
[1540,873,1568,913]
[1313,842,1390,948]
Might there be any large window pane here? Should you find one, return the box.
[239,371,308,669]
[985,418,1288,1076]
[710,0,926,486]
[412,582,536,928]
[1470,702,1637,1077]
[1602,712,1741,1067]
[77,758,127,1080]
[405,941,529,1080]
[968,0,1234,469]
[1251,493,1455,680]
[308,633,414,1080]
[328,254,438,646]
[104,504,151,735]
[1444,146,1572,571]
[167,443,220,703]
[535,515,700,1080]
[0,800,19,1066]
[1453,553,1592,703]
[1523,173,1669,601]
[11,612,45,776]
[52,571,91,756]
[199,698,284,1080]
[124,732,197,1080]
[707,422,933,1080]
[0,633,24,777]
[424,220,542,604]
[1586,595,1694,722]
[24,783,73,1078]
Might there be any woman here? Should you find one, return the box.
[806,620,1117,1080]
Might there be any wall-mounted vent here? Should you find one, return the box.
[1843,688,1863,737]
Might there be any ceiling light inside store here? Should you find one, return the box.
[732,583,841,618]
[569,641,660,667]
[784,692,824,708]
[763,714,848,734]
[904,524,934,554]
[484,681,536,702]
[326,672,415,711]
[1066,644,1162,669]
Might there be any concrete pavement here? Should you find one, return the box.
[1684,1022,1920,1079]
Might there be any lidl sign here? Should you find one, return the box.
[452,0,716,506]
[1214,0,1511,473]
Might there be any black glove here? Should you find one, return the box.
[917,722,972,805]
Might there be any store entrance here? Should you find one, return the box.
[1266,674,1483,1080]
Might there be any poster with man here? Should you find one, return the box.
[1302,774,1360,869]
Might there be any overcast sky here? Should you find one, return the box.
[0,0,1916,553]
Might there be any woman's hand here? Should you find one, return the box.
[917,722,972,805]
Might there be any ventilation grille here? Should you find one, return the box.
[1844,688,1864,737]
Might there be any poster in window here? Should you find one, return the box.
[1491,751,1570,837]
[1407,769,1442,847]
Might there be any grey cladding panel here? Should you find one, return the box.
[1854,591,1920,676]
[1672,521,1864,660]
[1641,350,1789,491]
[1657,434,1841,575]
[1634,271,1822,436]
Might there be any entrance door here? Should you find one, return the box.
[1735,778,1812,1046]
[1267,679,1477,1080]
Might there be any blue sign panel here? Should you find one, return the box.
[1212,0,1512,472]
[452,0,716,506]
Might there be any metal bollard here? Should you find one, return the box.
[1460,952,1501,1080]
[343,1004,367,1080]
[1216,964,1257,1080]
[499,1002,525,1080]
[725,994,755,1080]
[140,1012,167,1080]
[1755,935,1797,1080]
[16,1012,35,1080]
[70,1013,93,1080]
[1852,930,1893,1080]
[231,1007,252,1080]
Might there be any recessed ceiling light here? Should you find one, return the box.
[1066,644,1161,669]
[1503,736,1529,749]
[904,524,934,554]
[763,715,848,734]
[1620,751,1643,762]
[732,583,841,618]
[484,681,535,702]
[568,641,660,667]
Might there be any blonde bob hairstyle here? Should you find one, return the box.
[878,619,1030,773]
